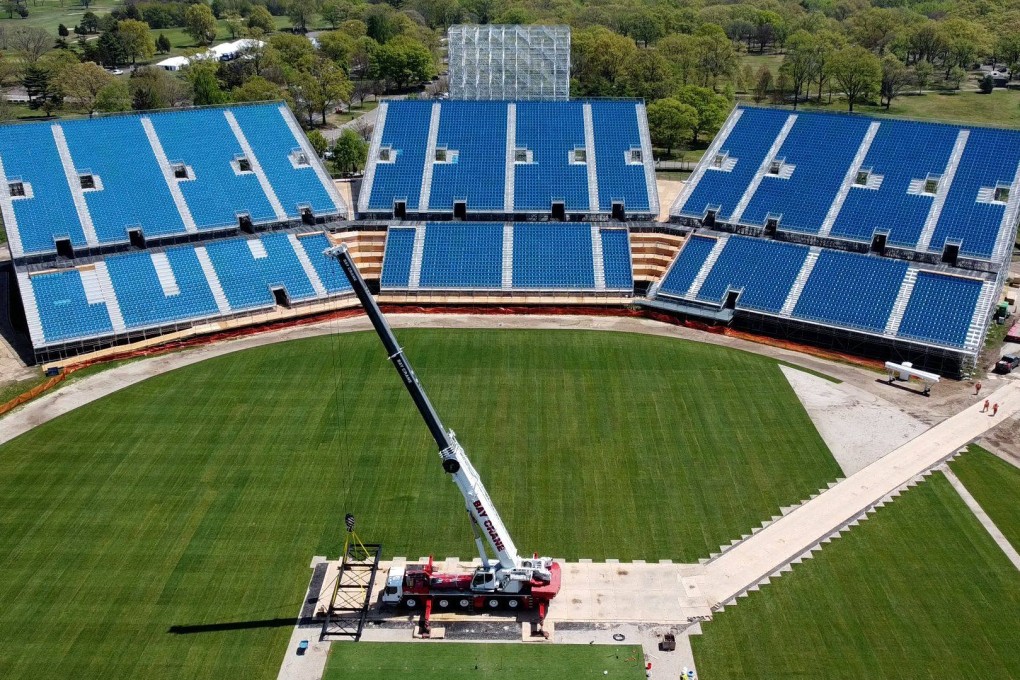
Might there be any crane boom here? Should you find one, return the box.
[327,244,532,574]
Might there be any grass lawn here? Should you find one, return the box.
[324,642,646,680]
[691,474,1020,678]
[791,89,1020,128]
[330,100,379,126]
[0,329,839,679]
[951,445,1020,553]
[0,0,123,36]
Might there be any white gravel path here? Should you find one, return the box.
[779,365,929,475]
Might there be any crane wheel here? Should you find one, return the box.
[437,599,450,609]
[458,599,471,609]
[487,599,500,609]
[507,599,520,609]
[402,597,418,610]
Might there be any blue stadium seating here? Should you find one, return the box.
[600,229,633,290]
[742,113,871,232]
[61,116,186,242]
[697,237,808,312]
[898,273,983,347]
[367,101,434,211]
[0,122,87,254]
[229,105,339,217]
[677,107,791,221]
[430,102,507,212]
[830,120,957,247]
[512,224,595,289]
[792,250,908,333]
[105,248,218,327]
[380,227,416,288]
[590,102,648,212]
[203,234,316,310]
[928,127,1020,259]
[147,108,277,229]
[420,223,503,288]
[294,232,352,294]
[30,269,114,343]
[656,235,717,298]
[514,102,588,211]
[363,101,654,217]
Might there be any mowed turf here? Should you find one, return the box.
[0,329,839,679]
[324,642,646,679]
[951,445,1020,553]
[691,474,1020,678]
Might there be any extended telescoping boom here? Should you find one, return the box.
[327,244,560,615]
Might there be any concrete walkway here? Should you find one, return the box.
[943,467,1020,571]
[688,380,1020,607]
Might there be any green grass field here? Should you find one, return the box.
[0,329,839,679]
[0,0,122,36]
[951,445,1020,553]
[792,89,1020,128]
[691,474,1020,678]
[324,642,646,679]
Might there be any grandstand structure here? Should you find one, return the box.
[658,105,1020,375]
[447,25,570,101]
[357,100,658,221]
[1,103,353,361]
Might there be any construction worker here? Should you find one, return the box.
[975,381,983,396]
[993,403,999,416]
[983,399,990,412]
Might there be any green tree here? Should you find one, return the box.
[753,65,772,103]
[618,50,673,100]
[269,33,316,70]
[320,0,355,29]
[184,3,217,46]
[231,75,287,102]
[781,31,819,109]
[156,33,171,54]
[570,27,637,97]
[947,65,967,90]
[675,85,730,143]
[131,66,191,110]
[812,30,844,103]
[829,45,881,112]
[879,54,908,109]
[625,9,665,48]
[224,12,245,40]
[979,73,995,94]
[302,56,352,123]
[331,127,368,175]
[375,35,434,90]
[695,24,738,90]
[97,30,127,68]
[914,60,933,94]
[646,98,698,157]
[849,7,900,55]
[318,30,355,70]
[307,129,328,156]
[118,19,155,65]
[58,24,69,38]
[23,64,59,113]
[80,11,99,33]
[95,80,132,112]
[287,0,321,33]
[187,62,226,105]
[56,60,113,116]
[938,18,989,76]
[657,34,699,87]
[247,5,276,34]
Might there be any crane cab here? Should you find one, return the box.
[470,567,499,592]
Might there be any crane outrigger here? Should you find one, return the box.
[326,244,561,630]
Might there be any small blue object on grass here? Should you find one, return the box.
[297,640,309,655]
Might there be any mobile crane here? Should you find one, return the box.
[326,244,561,628]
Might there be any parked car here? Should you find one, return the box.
[994,355,1020,373]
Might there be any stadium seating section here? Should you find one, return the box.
[0,103,344,258]
[653,233,990,351]
[19,231,350,349]
[379,223,632,292]
[673,106,1020,261]
[361,100,656,217]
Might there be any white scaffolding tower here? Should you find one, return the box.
[447,25,570,101]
